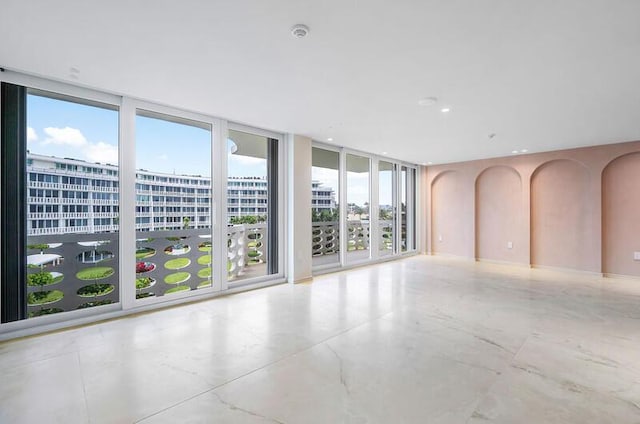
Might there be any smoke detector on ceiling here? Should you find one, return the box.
[291,24,310,38]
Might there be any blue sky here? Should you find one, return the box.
[27,94,386,205]
[27,94,266,178]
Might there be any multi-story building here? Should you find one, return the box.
[226,177,268,218]
[26,153,335,235]
[311,181,336,213]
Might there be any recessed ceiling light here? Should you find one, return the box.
[441,107,450,113]
[520,149,528,153]
[512,150,519,154]
[382,152,388,155]
[418,97,438,107]
[327,137,333,142]
[427,161,433,165]
[291,24,310,38]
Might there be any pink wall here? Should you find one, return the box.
[431,171,470,257]
[425,140,640,277]
[603,152,640,277]
[531,160,594,271]
[476,166,524,263]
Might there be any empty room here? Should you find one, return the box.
[1,1,639,423]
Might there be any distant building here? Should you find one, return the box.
[311,181,336,213]
[26,153,335,235]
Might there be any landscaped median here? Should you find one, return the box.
[76,267,115,280]
[164,258,191,270]
[164,272,190,284]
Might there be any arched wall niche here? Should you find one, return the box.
[530,159,591,271]
[431,170,467,256]
[475,166,524,263]
[602,152,640,277]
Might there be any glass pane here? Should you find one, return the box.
[346,154,370,262]
[401,166,408,252]
[410,167,417,251]
[135,110,212,299]
[26,91,119,318]
[379,161,395,256]
[312,148,340,268]
[227,129,274,282]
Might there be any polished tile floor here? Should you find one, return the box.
[1,256,640,423]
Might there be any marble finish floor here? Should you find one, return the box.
[1,256,639,423]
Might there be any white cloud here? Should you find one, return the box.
[27,127,38,144]
[84,141,118,164]
[39,126,117,164]
[157,153,168,161]
[43,126,88,147]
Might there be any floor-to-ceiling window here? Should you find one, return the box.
[311,144,418,273]
[227,128,280,283]
[1,73,285,331]
[379,161,396,257]
[2,87,121,322]
[311,147,340,269]
[134,110,213,299]
[346,153,370,263]
[400,165,417,252]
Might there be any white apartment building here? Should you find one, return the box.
[27,153,335,235]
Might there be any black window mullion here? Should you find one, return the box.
[267,138,278,275]
[1,82,27,323]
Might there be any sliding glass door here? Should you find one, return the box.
[312,147,340,269]
[134,110,213,300]
[310,144,418,273]
[379,161,396,257]
[227,128,280,283]
[346,154,371,263]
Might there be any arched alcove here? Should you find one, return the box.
[602,152,640,277]
[475,166,523,262]
[431,171,466,256]
[531,159,590,270]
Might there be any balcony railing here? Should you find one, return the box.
[25,220,394,318]
[312,220,394,259]
[26,224,269,317]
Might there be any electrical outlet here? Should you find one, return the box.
[438,235,443,242]
[507,241,513,249]
[634,252,640,261]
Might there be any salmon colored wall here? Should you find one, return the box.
[476,166,525,263]
[425,140,640,277]
[602,152,640,277]
[530,160,594,271]
[431,171,472,257]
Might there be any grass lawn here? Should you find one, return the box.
[135,247,156,259]
[164,258,191,270]
[165,285,190,295]
[76,267,115,281]
[164,272,190,284]
[27,290,64,305]
[197,267,212,278]
[198,244,212,252]
[197,255,211,265]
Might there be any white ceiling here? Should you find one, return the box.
[2,0,640,165]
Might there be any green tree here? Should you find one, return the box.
[229,215,266,225]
